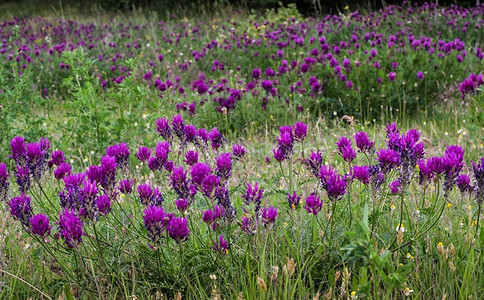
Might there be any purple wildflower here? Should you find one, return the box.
[442,145,465,197]
[294,122,308,142]
[307,150,323,177]
[262,206,278,225]
[105,143,130,170]
[86,165,102,183]
[472,158,484,204]
[389,180,402,194]
[118,179,133,194]
[418,159,433,186]
[97,194,111,216]
[304,194,323,215]
[190,163,211,186]
[9,193,32,227]
[58,209,85,249]
[243,182,264,212]
[287,191,302,210]
[456,174,472,194]
[80,179,99,219]
[201,174,220,199]
[377,148,401,174]
[251,68,261,79]
[171,114,185,142]
[30,214,51,237]
[135,146,152,162]
[175,198,189,213]
[209,127,225,151]
[212,234,229,255]
[336,137,356,163]
[354,132,375,153]
[215,153,232,180]
[143,205,168,245]
[184,150,199,166]
[100,155,117,192]
[240,216,256,234]
[326,173,347,201]
[167,217,190,243]
[48,150,65,168]
[232,144,246,160]
[351,165,371,184]
[0,163,10,202]
[170,166,191,200]
[15,165,31,193]
[155,117,172,140]
[10,137,27,165]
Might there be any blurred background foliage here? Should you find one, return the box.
[0,0,480,19]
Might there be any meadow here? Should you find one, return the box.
[0,1,484,299]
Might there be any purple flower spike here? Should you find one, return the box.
[215,153,232,180]
[243,182,264,212]
[10,136,27,165]
[212,234,230,255]
[30,214,51,237]
[58,209,85,249]
[389,180,402,194]
[336,137,356,163]
[167,217,190,243]
[472,158,484,204]
[326,173,347,201]
[176,198,189,213]
[97,194,111,216]
[118,179,134,194]
[287,191,302,209]
[9,193,32,227]
[100,155,117,192]
[171,114,185,141]
[305,194,323,215]
[135,146,152,162]
[273,148,285,162]
[143,205,168,245]
[307,150,323,177]
[105,143,130,170]
[53,162,71,181]
[16,165,31,193]
[351,165,371,184]
[48,150,65,168]
[442,145,465,197]
[137,182,154,206]
[354,132,375,153]
[319,165,337,188]
[377,148,401,174]
[262,206,278,225]
[86,165,102,183]
[184,150,199,166]
[190,163,211,186]
[170,166,190,200]
[456,174,472,194]
[232,144,246,160]
[0,163,10,202]
[294,122,308,142]
[155,117,172,140]
[209,127,225,151]
[251,68,261,79]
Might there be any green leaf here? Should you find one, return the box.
[64,285,75,300]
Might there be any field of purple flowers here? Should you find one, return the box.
[1,1,484,299]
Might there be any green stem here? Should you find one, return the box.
[474,202,481,239]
